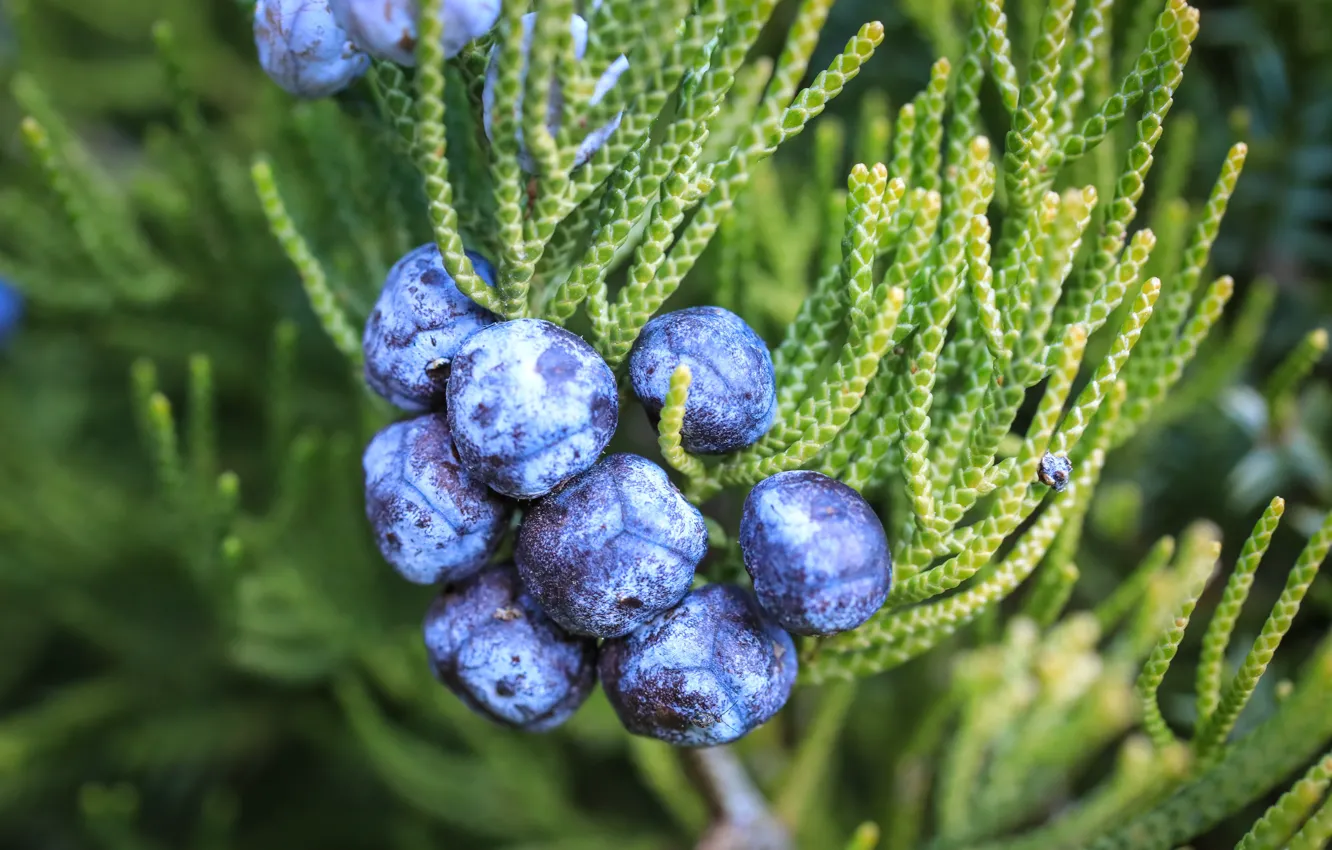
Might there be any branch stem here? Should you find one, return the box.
[682,745,793,850]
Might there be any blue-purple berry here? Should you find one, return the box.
[1037,451,1073,492]
[423,564,597,731]
[362,243,499,412]
[599,584,797,747]
[254,0,370,98]
[740,470,891,636]
[363,412,511,584]
[628,307,776,455]
[0,278,21,347]
[516,453,707,638]
[482,12,629,172]
[329,0,500,65]
[445,318,617,499]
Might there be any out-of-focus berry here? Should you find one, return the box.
[482,12,629,172]
[254,0,369,98]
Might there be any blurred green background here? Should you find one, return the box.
[1,0,1330,848]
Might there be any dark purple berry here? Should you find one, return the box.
[445,319,618,499]
[599,584,797,747]
[740,470,891,636]
[628,307,776,455]
[362,243,499,412]
[423,564,597,731]
[516,453,707,638]
[363,412,511,584]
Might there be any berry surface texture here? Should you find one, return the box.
[362,244,499,412]
[445,318,618,499]
[423,564,598,731]
[740,470,892,636]
[516,453,708,638]
[329,0,500,64]
[628,306,777,455]
[599,584,797,747]
[363,413,512,585]
[253,0,369,97]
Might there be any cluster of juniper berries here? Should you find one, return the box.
[252,0,1074,746]
[356,234,897,744]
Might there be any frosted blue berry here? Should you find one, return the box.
[362,243,499,412]
[516,454,707,638]
[599,584,796,747]
[363,412,511,584]
[0,278,21,347]
[329,0,500,65]
[740,470,891,636]
[1037,451,1073,492]
[482,12,629,172]
[628,307,776,455]
[445,318,617,499]
[423,564,597,731]
[254,0,370,98]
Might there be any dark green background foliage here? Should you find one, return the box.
[1,0,1330,848]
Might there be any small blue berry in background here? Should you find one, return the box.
[0,278,22,347]
[254,0,370,98]
[363,412,511,585]
[628,306,776,455]
[740,470,891,636]
[599,583,796,747]
[482,12,629,172]
[423,564,597,731]
[1037,451,1073,492]
[516,453,707,638]
[329,0,500,65]
[362,243,499,412]
[446,318,617,499]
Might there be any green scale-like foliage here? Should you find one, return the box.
[5,0,1332,848]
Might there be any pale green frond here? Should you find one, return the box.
[1194,511,1332,761]
[1135,525,1219,750]
[416,0,503,316]
[1089,633,1332,850]
[1264,328,1329,417]
[657,365,707,482]
[1195,497,1285,729]
[1095,536,1177,633]
[652,20,886,296]
[979,0,1020,115]
[1236,752,1332,850]
[889,323,1089,606]
[1287,785,1332,850]
[912,58,952,193]
[251,158,361,363]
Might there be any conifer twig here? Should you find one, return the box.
[682,747,792,850]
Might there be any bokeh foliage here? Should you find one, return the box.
[1,1,1331,849]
